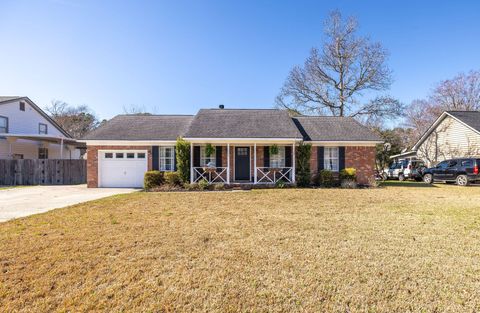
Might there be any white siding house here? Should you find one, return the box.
[0,97,83,159]
[411,111,480,166]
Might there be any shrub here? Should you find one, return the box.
[144,171,163,190]
[175,137,190,183]
[275,179,286,188]
[296,143,312,187]
[340,167,356,180]
[341,179,357,189]
[164,172,182,186]
[314,170,334,187]
[213,183,225,191]
[366,175,380,188]
[183,183,198,191]
[198,179,209,191]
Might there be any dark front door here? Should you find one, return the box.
[235,147,250,181]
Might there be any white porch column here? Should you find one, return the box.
[190,142,194,183]
[254,143,257,183]
[292,143,296,183]
[227,143,230,184]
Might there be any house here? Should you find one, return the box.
[407,111,480,166]
[0,96,83,160]
[81,108,382,188]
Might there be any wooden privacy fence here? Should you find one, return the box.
[0,159,86,185]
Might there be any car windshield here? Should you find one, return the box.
[390,163,402,169]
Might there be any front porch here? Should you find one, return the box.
[189,143,296,185]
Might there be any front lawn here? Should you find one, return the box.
[1,185,480,312]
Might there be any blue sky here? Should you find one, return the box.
[1,0,479,122]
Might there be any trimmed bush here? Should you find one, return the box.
[275,179,286,188]
[198,179,209,191]
[340,167,356,180]
[164,172,182,186]
[296,143,312,187]
[314,170,334,187]
[144,171,163,190]
[175,137,190,183]
[183,183,199,191]
[213,183,225,191]
[341,179,357,189]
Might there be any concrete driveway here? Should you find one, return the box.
[0,185,138,222]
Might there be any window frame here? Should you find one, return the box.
[324,147,339,172]
[159,146,175,171]
[39,123,48,135]
[19,102,25,111]
[270,146,286,168]
[200,146,216,167]
[38,147,49,159]
[0,116,8,133]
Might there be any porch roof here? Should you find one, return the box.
[1,133,85,147]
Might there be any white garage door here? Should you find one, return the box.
[99,150,148,188]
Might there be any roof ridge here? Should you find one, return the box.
[115,114,195,117]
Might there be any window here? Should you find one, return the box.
[39,123,48,135]
[160,147,175,171]
[126,153,135,159]
[448,160,458,167]
[38,148,48,159]
[105,153,113,158]
[0,116,8,133]
[462,160,473,167]
[19,102,25,111]
[115,153,124,158]
[324,147,339,171]
[200,146,215,167]
[436,161,449,169]
[270,146,285,168]
[137,153,146,159]
[13,154,24,159]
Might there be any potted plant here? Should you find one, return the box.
[269,144,279,156]
[205,143,215,157]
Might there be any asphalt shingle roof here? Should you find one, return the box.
[82,114,194,140]
[0,96,21,104]
[292,116,382,141]
[184,109,303,138]
[447,111,480,133]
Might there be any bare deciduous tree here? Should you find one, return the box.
[405,70,480,151]
[46,100,100,138]
[276,10,403,122]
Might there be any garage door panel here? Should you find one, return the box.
[99,150,147,188]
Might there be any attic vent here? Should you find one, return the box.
[219,104,224,109]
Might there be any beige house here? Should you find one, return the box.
[412,111,480,166]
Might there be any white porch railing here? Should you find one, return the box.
[256,167,293,183]
[193,167,227,184]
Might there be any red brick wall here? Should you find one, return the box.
[345,146,376,184]
[86,146,152,188]
[308,145,376,184]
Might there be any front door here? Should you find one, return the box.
[235,147,250,181]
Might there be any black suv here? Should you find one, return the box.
[423,158,480,186]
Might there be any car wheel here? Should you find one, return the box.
[456,174,469,186]
[398,174,405,181]
[423,173,433,184]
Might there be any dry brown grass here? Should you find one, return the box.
[1,185,480,312]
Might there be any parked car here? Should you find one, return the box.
[422,158,480,186]
[382,159,425,181]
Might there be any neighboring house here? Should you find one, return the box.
[0,96,82,159]
[409,111,480,167]
[82,108,382,188]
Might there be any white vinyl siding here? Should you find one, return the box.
[200,146,216,167]
[417,115,480,166]
[324,147,339,171]
[0,100,63,135]
[159,146,175,171]
[270,146,285,168]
